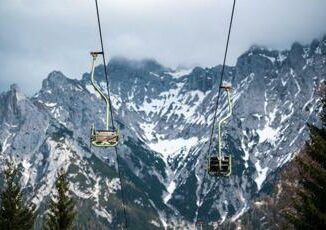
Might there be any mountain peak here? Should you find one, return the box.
[10,84,21,93]
[82,56,170,84]
[290,41,304,53]
[47,71,67,82]
[110,56,166,72]
[42,71,71,90]
[8,84,27,102]
[0,36,325,228]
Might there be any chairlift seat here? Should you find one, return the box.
[90,127,119,147]
[220,85,232,91]
[208,155,232,176]
[88,52,119,148]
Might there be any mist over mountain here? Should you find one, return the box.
[0,36,325,229]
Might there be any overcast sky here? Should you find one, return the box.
[0,0,325,95]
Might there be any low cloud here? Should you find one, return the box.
[0,0,325,94]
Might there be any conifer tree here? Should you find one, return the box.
[43,168,76,230]
[285,85,326,228]
[0,160,35,230]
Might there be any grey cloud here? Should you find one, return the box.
[0,0,325,95]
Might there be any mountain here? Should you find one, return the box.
[0,36,325,229]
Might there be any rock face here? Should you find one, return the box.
[0,36,325,229]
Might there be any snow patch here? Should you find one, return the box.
[110,93,122,110]
[315,46,322,55]
[105,178,121,194]
[231,203,248,222]
[281,102,294,123]
[86,84,101,98]
[257,126,278,144]
[290,68,301,98]
[16,92,27,101]
[254,201,266,208]
[21,159,32,186]
[71,184,92,199]
[289,126,306,147]
[259,54,275,63]
[252,113,263,120]
[277,53,287,62]
[150,72,160,78]
[44,102,57,107]
[240,136,250,168]
[139,122,157,141]
[94,208,112,223]
[147,137,198,159]
[150,220,161,227]
[31,139,72,207]
[1,133,13,153]
[166,68,193,78]
[148,199,168,229]
[254,161,268,190]
[163,180,176,204]
[93,177,100,206]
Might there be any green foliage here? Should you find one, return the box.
[43,168,76,230]
[0,160,35,230]
[286,86,326,229]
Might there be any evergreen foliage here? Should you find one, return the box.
[0,160,35,230]
[285,85,326,229]
[43,168,76,230]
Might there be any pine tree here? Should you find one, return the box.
[285,85,326,229]
[43,168,76,230]
[0,160,35,230]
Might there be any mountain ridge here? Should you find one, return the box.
[0,35,325,229]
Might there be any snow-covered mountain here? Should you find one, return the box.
[0,36,325,229]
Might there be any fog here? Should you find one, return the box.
[0,0,325,94]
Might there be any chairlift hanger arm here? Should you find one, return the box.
[90,51,104,56]
[90,54,110,130]
[92,1,128,228]
[218,88,232,160]
[197,0,236,222]
[94,0,115,130]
